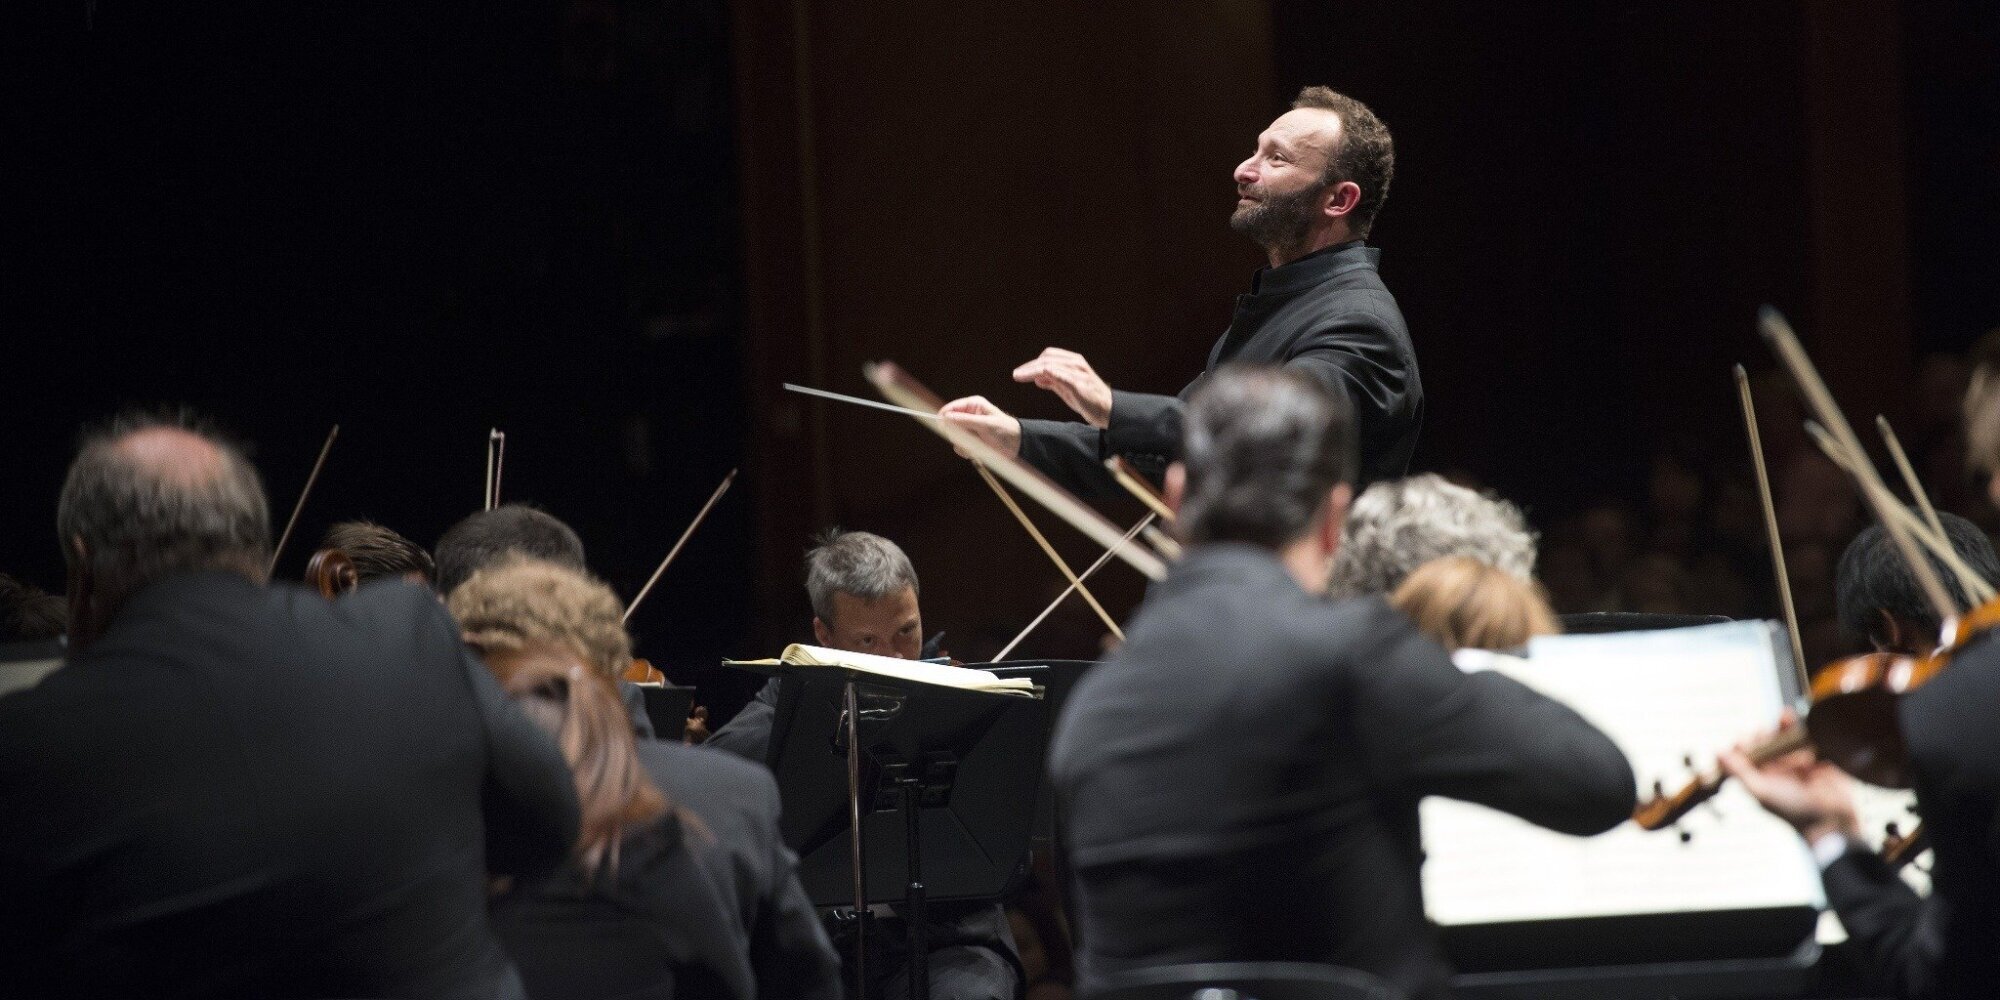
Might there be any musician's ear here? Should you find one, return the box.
[1319,482,1354,556]
[813,617,833,647]
[1163,462,1186,516]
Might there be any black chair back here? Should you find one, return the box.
[1087,961,1404,1000]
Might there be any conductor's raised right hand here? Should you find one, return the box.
[939,395,1022,459]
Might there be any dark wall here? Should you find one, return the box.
[6,3,751,688]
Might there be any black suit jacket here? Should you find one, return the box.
[1018,241,1422,496]
[1049,545,1634,1000]
[1822,633,2000,998]
[0,572,580,1000]
[490,741,842,1000]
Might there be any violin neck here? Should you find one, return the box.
[1744,725,1811,766]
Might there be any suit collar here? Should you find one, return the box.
[1248,240,1378,298]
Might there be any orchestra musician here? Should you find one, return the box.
[1389,555,1561,654]
[1326,472,1540,599]
[314,519,437,587]
[450,556,842,1000]
[1722,509,2000,999]
[434,503,664,740]
[940,87,1421,495]
[707,527,1024,1000]
[0,412,580,1000]
[1048,367,1634,1000]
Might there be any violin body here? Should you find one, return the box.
[623,657,667,685]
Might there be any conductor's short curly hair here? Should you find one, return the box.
[449,556,631,682]
[1327,474,1538,599]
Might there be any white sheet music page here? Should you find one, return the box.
[1422,620,1826,926]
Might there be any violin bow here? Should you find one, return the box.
[1760,307,1958,624]
[267,424,339,576]
[1876,415,1948,542]
[1803,423,1995,603]
[623,469,739,624]
[1734,367,1809,695]
[972,462,1126,641]
[484,429,507,511]
[1105,456,1177,523]
[994,512,1156,661]
[865,361,1168,581]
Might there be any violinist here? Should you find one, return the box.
[1049,367,1632,1000]
[1835,514,2000,657]
[314,519,436,587]
[705,528,1022,1000]
[451,557,843,1000]
[1722,511,2000,999]
[0,412,579,1000]
[939,87,1421,496]
[434,504,661,739]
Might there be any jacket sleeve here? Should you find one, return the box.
[1351,619,1637,835]
[1018,417,1124,500]
[746,769,845,1000]
[705,676,780,763]
[458,639,581,877]
[1823,847,1943,998]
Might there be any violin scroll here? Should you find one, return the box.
[306,548,360,599]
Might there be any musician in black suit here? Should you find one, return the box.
[941,86,1421,494]
[707,529,1021,1000]
[0,413,580,1000]
[1721,513,2000,999]
[453,559,841,1000]
[1049,367,1635,1000]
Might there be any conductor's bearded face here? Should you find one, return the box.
[814,587,924,660]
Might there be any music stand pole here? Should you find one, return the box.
[900,772,929,1000]
[845,679,867,999]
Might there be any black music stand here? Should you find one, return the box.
[760,665,1049,1000]
[634,683,696,742]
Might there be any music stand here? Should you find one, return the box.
[760,665,1049,1000]
[635,683,695,742]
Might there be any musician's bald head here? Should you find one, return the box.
[57,410,272,650]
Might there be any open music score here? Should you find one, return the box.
[1422,622,1825,926]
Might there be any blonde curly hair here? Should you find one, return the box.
[448,555,631,682]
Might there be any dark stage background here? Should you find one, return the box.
[7,2,1999,721]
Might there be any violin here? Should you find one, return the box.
[305,547,359,598]
[622,657,667,684]
[1806,595,2000,789]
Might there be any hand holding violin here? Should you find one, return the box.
[1719,710,1862,845]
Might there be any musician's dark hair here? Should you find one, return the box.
[0,573,66,641]
[1292,86,1394,239]
[56,409,271,609]
[319,520,435,585]
[804,528,919,625]
[435,503,586,595]
[1836,512,2000,649]
[1178,365,1356,548]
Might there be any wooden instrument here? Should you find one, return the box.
[305,547,359,599]
[268,425,339,576]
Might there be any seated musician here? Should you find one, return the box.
[1049,366,1635,1000]
[1326,472,1539,598]
[1723,510,2000,999]
[315,519,436,586]
[435,503,661,739]
[1835,513,2000,656]
[451,556,842,1000]
[1389,554,1561,653]
[706,528,1024,1000]
[0,412,579,1000]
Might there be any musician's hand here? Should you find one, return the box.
[683,705,711,745]
[1014,348,1113,428]
[940,395,1023,458]
[1718,712,1860,843]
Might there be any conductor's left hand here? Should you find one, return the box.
[1014,348,1113,428]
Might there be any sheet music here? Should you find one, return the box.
[1423,621,1826,925]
